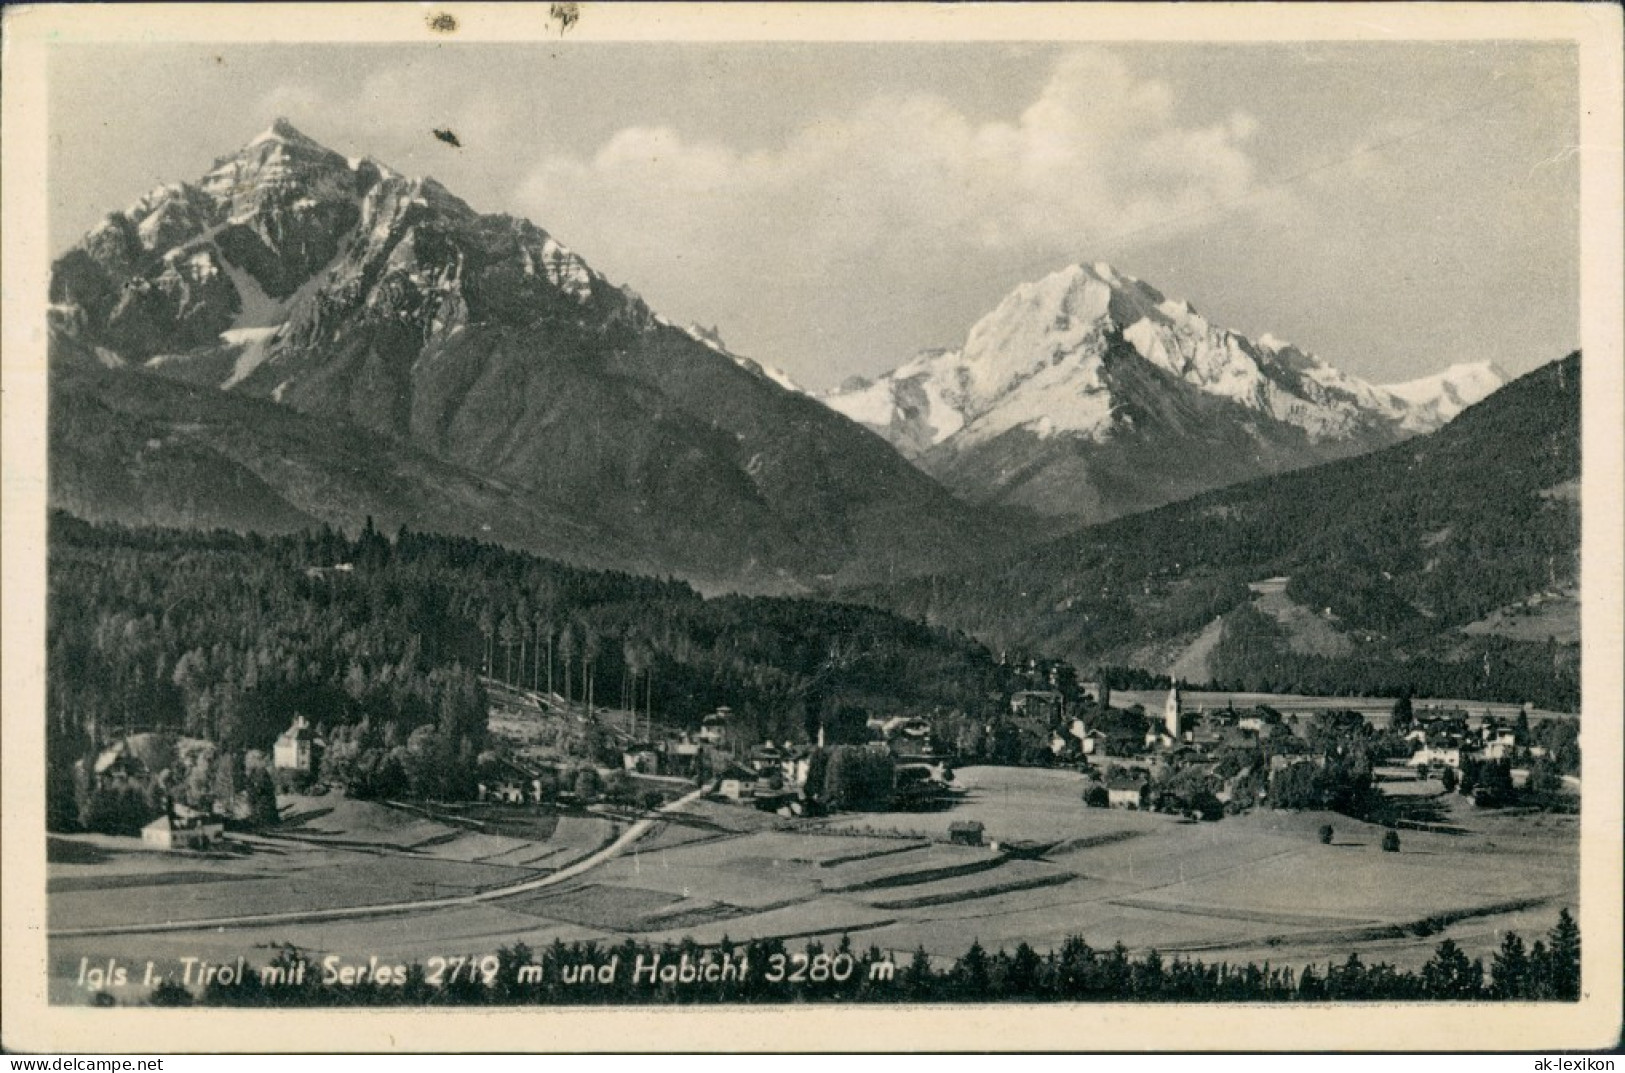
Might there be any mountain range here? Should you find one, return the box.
[47,120,1015,591]
[821,261,1504,522]
[857,352,1579,708]
[48,118,1536,623]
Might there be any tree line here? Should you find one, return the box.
[48,513,1023,830]
[149,909,1581,1006]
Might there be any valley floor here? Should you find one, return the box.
[47,767,1578,1005]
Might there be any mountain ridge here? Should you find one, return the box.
[854,352,1579,709]
[48,119,1024,591]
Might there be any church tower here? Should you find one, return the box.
[1164,686,1181,740]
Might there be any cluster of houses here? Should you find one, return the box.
[1399,707,1549,783]
[1053,688,1568,814]
[476,756,555,805]
[97,678,1572,848]
[1047,686,1287,762]
[1003,655,1107,725]
[1067,689,1265,813]
[607,704,956,812]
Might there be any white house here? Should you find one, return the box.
[1067,719,1104,756]
[622,745,661,775]
[274,715,316,772]
[1106,776,1149,810]
[142,805,224,851]
[714,761,758,801]
[479,779,530,804]
[1409,745,1463,770]
[779,753,810,790]
[1476,729,1521,761]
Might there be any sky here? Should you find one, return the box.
[48,40,1579,391]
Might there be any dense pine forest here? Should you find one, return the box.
[861,354,1581,709]
[153,911,1580,1006]
[47,512,1017,830]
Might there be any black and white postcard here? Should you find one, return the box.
[3,1,1620,1054]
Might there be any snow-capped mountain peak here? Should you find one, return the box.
[823,261,1498,456]
[822,260,1438,455]
[1381,361,1507,427]
[50,119,661,369]
[52,117,824,419]
[684,323,729,352]
[817,261,1512,520]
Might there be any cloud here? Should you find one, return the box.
[516,49,1262,285]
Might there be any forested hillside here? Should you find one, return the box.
[47,514,1016,830]
[861,354,1581,708]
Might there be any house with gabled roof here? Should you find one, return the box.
[1106,775,1149,810]
[142,803,225,851]
[274,715,318,773]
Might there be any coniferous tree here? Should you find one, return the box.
[1421,939,1483,1000]
[1007,942,1044,998]
[1490,932,1531,999]
[477,608,495,677]
[1546,909,1581,1000]
[954,939,991,1000]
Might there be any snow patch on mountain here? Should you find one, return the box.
[219,259,285,330]
[741,358,800,393]
[683,323,803,393]
[684,323,728,352]
[830,375,909,430]
[222,331,280,389]
[219,326,280,346]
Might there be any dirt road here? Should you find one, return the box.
[50,788,706,939]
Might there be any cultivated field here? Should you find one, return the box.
[48,767,1579,1003]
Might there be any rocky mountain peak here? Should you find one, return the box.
[818,259,1511,520]
[197,120,355,215]
[256,117,323,147]
[49,119,1013,590]
[51,117,662,366]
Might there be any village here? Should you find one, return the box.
[78,645,1578,859]
[250,654,1564,830]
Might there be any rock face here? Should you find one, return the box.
[49,120,1017,591]
[821,262,1504,521]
